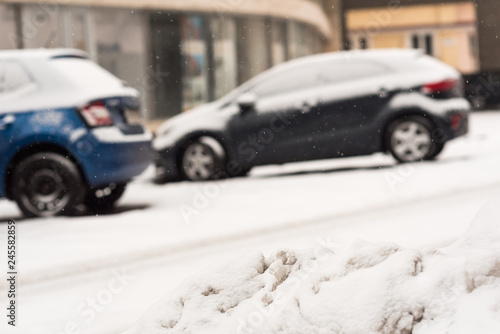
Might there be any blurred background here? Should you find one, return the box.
[1,0,498,128]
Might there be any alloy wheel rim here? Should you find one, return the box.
[391,121,432,161]
[182,143,215,181]
[23,169,70,215]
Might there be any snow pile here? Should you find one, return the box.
[126,198,500,334]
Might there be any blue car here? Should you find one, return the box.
[0,49,152,217]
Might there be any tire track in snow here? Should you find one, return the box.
[11,179,500,286]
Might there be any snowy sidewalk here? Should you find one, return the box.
[1,112,500,285]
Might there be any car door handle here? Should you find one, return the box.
[378,87,390,98]
[0,115,15,130]
[299,99,317,114]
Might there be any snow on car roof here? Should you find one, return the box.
[0,48,89,60]
[0,48,136,114]
[274,48,424,72]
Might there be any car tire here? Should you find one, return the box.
[181,137,226,181]
[387,116,439,163]
[85,183,127,213]
[424,141,445,161]
[10,152,86,218]
[234,168,251,178]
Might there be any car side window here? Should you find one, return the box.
[250,65,323,98]
[319,61,387,84]
[0,61,34,95]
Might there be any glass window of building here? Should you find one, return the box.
[20,4,62,49]
[411,32,434,56]
[288,21,310,59]
[94,8,148,109]
[0,5,17,49]
[237,18,271,84]
[270,20,288,66]
[210,17,237,100]
[181,15,209,110]
[63,9,88,50]
[311,29,324,54]
[150,13,182,119]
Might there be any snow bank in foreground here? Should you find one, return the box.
[126,198,500,334]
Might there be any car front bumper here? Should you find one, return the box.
[154,147,182,183]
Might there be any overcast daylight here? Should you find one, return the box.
[1,0,500,333]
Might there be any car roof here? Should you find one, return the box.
[0,48,89,61]
[277,48,424,71]
[0,48,136,114]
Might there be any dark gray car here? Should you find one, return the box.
[154,49,470,182]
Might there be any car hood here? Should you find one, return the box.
[154,101,235,150]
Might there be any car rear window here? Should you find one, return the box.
[49,57,124,90]
[0,61,34,95]
[251,66,323,98]
[320,61,387,84]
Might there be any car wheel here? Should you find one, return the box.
[424,141,445,161]
[181,137,226,181]
[234,168,251,178]
[85,183,127,213]
[387,116,437,163]
[10,152,86,217]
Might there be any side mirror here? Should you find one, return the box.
[236,92,258,112]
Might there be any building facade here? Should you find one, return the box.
[342,0,500,73]
[0,0,331,120]
[346,1,480,74]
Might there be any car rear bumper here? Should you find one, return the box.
[77,128,153,187]
[441,109,469,141]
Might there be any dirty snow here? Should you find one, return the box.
[127,196,500,334]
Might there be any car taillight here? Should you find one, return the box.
[79,101,113,127]
[422,79,457,95]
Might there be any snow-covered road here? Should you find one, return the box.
[1,112,500,334]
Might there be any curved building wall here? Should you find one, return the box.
[0,0,331,120]
[3,0,331,38]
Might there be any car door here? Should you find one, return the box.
[226,64,324,166]
[312,59,393,158]
[0,60,32,197]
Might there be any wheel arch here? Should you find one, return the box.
[381,109,441,153]
[175,131,229,163]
